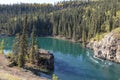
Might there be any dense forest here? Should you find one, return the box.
[0,0,120,42]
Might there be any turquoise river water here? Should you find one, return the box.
[1,37,120,80]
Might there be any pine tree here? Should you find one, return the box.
[12,33,20,62]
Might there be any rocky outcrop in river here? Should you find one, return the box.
[87,28,120,63]
[37,49,54,70]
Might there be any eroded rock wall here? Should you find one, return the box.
[87,28,120,63]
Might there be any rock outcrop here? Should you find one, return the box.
[37,49,54,70]
[87,28,120,63]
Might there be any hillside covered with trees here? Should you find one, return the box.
[0,0,120,43]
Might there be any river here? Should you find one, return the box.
[1,37,120,80]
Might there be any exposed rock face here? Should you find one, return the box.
[37,49,54,70]
[87,28,120,63]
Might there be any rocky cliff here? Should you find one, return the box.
[87,28,120,63]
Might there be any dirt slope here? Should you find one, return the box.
[0,54,47,80]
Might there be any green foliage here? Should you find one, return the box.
[29,26,36,63]
[111,27,120,38]
[12,33,20,62]
[18,16,28,67]
[51,0,120,42]
[92,27,120,41]
[91,32,108,41]
[0,39,4,54]
[52,74,59,80]
[96,33,100,41]
[12,16,29,67]
[5,51,13,58]
[112,27,120,33]
[0,0,120,43]
[12,16,39,67]
[18,52,25,67]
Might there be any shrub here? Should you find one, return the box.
[52,74,59,80]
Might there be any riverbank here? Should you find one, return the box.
[52,28,120,64]
[87,28,120,63]
[52,35,84,43]
[52,35,76,42]
[0,54,48,80]
[1,36,120,80]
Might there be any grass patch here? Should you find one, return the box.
[112,27,120,33]
[112,27,120,38]
[91,27,120,41]
[91,32,108,41]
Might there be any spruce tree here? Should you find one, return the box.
[12,33,20,62]
[29,26,36,64]
[18,16,28,67]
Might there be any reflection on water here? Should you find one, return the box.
[1,37,120,80]
[38,37,86,57]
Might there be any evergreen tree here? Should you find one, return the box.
[29,26,36,64]
[0,0,120,45]
[0,39,4,54]
[12,33,20,62]
[18,16,28,67]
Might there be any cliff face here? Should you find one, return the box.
[87,28,120,63]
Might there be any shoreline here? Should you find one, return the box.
[50,35,120,64]
[0,54,48,80]
[2,35,120,65]
[49,35,83,43]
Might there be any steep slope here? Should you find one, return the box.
[87,28,120,63]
